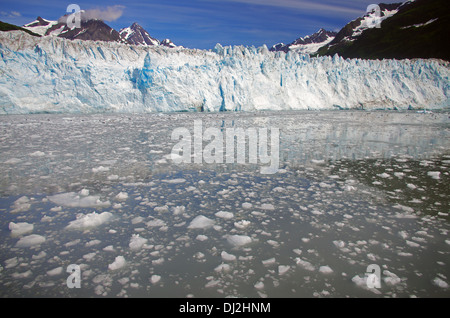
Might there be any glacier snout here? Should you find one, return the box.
[0,31,449,114]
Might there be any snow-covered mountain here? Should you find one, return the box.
[321,3,402,50]
[22,16,60,36]
[23,16,127,43]
[22,17,176,47]
[0,31,448,114]
[119,23,177,48]
[271,29,337,54]
[119,23,160,46]
[318,0,449,61]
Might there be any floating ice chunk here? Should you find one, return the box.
[433,277,449,289]
[5,158,21,164]
[234,220,251,229]
[5,257,19,269]
[293,249,302,256]
[15,234,46,247]
[406,240,420,248]
[86,239,101,247]
[107,174,119,181]
[295,258,315,271]
[333,240,346,249]
[146,219,166,227]
[129,234,148,250]
[351,275,367,288]
[254,281,265,290]
[9,222,34,237]
[344,185,356,191]
[115,192,128,201]
[172,206,186,215]
[196,234,208,241]
[79,189,90,196]
[30,151,45,157]
[152,258,165,265]
[188,215,215,229]
[278,265,290,275]
[319,182,333,188]
[151,275,161,284]
[131,216,144,224]
[108,256,126,271]
[226,235,252,247]
[377,172,390,178]
[215,263,231,273]
[161,178,186,184]
[383,270,401,286]
[319,266,333,274]
[32,251,46,260]
[406,183,417,190]
[394,172,405,178]
[397,252,413,257]
[11,196,31,213]
[92,166,110,173]
[393,204,415,217]
[205,279,220,288]
[66,212,113,230]
[242,202,253,209]
[154,205,169,213]
[48,192,110,208]
[47,267,63,276]
[221,251,237,262]
[311,159,325,164]
[262,258,276,266]
[12,270,33,279]
[427,171,440,179]
[83,252,96,261]
[215,211,234,219]
[260,203,275,210]
[103,245,115,252]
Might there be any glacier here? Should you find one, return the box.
[0,30,449,114]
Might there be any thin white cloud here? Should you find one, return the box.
[1,11,22,18]
[58,5,126,23]
[82,5,126,22]
[226,0,363,16]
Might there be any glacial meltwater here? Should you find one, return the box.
[0,110,449,297]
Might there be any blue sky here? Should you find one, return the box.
[0,0,399,49]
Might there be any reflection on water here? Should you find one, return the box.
[0,110,449,297]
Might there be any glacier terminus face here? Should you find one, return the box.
[0,31,449,114]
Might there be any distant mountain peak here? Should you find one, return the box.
[21,16,176,47]
[317,0,449,61]
[24,17,51,27]
[271,29,337,54]
[119,23,160,46]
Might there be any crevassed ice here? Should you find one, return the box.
[0,31,449,114]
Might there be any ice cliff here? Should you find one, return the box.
[0,31,449,114]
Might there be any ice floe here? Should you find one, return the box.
[66,212,113,230]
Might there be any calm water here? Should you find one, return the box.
[0,110,449,297]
